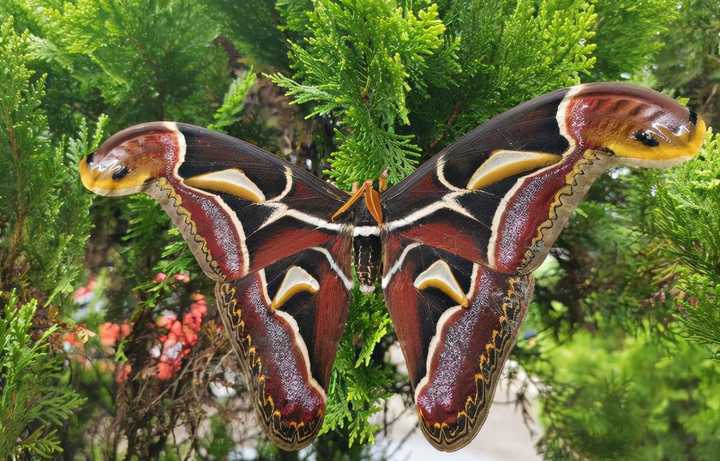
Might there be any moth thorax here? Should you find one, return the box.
[353,235,382,291]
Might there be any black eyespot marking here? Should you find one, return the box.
[112,166,130,180]
[689,110,698,125]
[86,152,95,165]
[634,131,659,147]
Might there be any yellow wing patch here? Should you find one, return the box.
[467,150,561,191]
[414,260,468,307]
[184,168,266,202]
[271,266,320,310]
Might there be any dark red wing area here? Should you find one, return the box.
[245,217,337,273]
[416,268,532,451]
[382,237,475,384]
[215,242,351,450]
[383,88,568,203]
[396,208,492,264]
[164,124,351,281]
[380,89,570,270]
[382,235,533,451]
[490,147,601,273]
[262,244,352,387]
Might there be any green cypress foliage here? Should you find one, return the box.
[537,331,720,460]
[272,0,449,186]
[644,133,720,356]
[0,19,96,459]
[655,1,720,126]
[209,69,258,131]
[590,0,678,80]
[202,0,290,70]
[319,287,394,447]
[37,0,228,125]
[0,18,104,302]
[0,293,85,459]
[426,0,596,137]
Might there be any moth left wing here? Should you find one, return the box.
[79,123,354,450]
[159,123,354,281]
[170,126,355,448]
[216,243,352,449]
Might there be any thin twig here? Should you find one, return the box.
[428,101,463,151]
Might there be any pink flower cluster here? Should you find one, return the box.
[62,331,83,350]
[72,275,96,304]
[153,272,190,284]
[97,322,133,383]
[69,272,208,384]
[153,293,208,380]
[99,322,132,347]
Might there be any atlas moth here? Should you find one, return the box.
[80,83,706,451]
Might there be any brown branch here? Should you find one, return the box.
[704,83,718,107]
[428,101,463,151]
[1,107,27,288]
[214,35,244,76]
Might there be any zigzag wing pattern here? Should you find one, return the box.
[215,243,352,449]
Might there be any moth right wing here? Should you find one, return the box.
[379,87,574,274]
[379,88,571,450]
[380,82,707,451]
[381,237,533,451]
